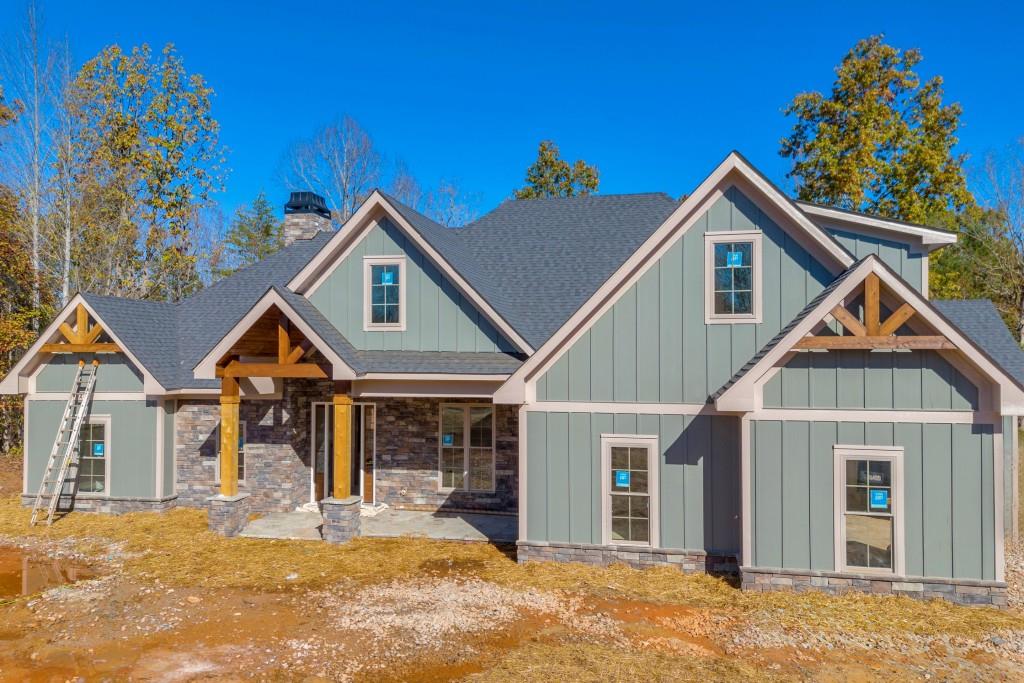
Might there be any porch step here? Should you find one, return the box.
[238,511,324,541]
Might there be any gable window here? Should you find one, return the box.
[834,445,904,575]
[363,256,406,331]
[439,404,494,492]
[705,231,762,324]
[216,422,246,485]
[601,434,659,547]
[77,417,110,494]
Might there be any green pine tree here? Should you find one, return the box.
[216,192,283,278]
[514,140,599,199]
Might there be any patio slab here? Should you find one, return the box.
[239,511,323,540]
[360,509,517,543]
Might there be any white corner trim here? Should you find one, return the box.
[192,288,356,381]
[833,444,905,577]
[22,399,29,495]
[518,404,528,542]
[740,415,752,565]
[994,424,1006,582]
[704,230,763,325]
[290,192,534,355]
[155,398,164,499]
[600,433,660,548]
[0,294,165,395]
[495,151,854,405]
[797,202,958,247]
[362,256,407,332]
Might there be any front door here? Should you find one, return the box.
[310,401,376,504]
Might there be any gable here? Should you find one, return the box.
[308,217,518,353]
[534,186,833,404]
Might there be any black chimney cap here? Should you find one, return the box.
[284,191,331,219]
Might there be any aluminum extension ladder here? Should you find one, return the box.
[29,360,99,526]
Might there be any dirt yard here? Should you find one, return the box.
[3,454,1024,682]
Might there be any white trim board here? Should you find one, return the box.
[797,202,957,248]
[495,152,855,405]
[288,191,533,355]
[751,409,999,425]
[525,402,725,416]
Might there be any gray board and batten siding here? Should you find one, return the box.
[35,353,144,393]
[535,186,833,405]
[309,217,518,353]
[750,419,998,582]
[525,410,741,555]
[827,228,926,293]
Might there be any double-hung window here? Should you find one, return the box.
[364,256,406,331]
[439,404,494,492]
[77,417,110,494]
[834,445,904,575]
[705,231,762,323]
[601,435,659,547]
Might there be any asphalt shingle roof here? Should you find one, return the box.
[933,299,1024,388]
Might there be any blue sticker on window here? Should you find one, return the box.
[443,433,454,446]
[380,270,395,285]
[870,489,889,509]
[92,443,104,456]
[726,251,743,267]
[615,470,630,487]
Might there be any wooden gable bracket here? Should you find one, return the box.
[215,314,327,379]
[40,303,121,354]
[795,273,955,350]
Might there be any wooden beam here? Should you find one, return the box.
[278,318,290,365]
[59,322,79,344]
[879,303,917,336]
[333,393,353,499]
[830,306,866,337]
[41,343,120,354]
[794,335,955,350]
[864,273,880,336]
[219,361,328,379]
[76,304,88,342]
[286,341,309,365]
[82,323,104,344]
[219,376,240,497]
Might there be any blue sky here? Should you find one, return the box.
[4,0,1023,218]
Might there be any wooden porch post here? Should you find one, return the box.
[332,385,353,499]
[219,376,240,496]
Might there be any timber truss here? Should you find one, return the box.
[214,307,328,380]
[796,273,955,351]
[42,303,121,354]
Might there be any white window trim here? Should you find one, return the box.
[363,256,407,332]
[704,230,763,324]
[833,444,905,576]
[76,414,111,497]
[437,403,496,494]
[600,433,660,547]
[215,421,246,485]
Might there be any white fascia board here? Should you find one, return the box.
[495,151,854,405]
[192,288,357,381]
[0,294,165,395]
[798,202,958,247]
[288,191,534,356]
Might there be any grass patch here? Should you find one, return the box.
[1,494,1021,639]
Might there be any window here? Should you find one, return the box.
[77,417,109,494]
[216,422,246,485]
[705,231,762,323]
[439,404,494,492]
[834,445,904,575]
[601,435,659,547]
[363,256,406,330]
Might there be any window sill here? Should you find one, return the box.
[363,324,406,332]
[706,315,762,325]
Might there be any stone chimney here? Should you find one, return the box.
[283,191,331,245]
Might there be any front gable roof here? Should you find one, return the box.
[713,256,1024,414]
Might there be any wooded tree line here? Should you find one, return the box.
[0,11,1021,454]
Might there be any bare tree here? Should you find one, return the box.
[389,159,424,209]
[1,1,55,324]
[283,116,381,223]
[426,179,478,227]
[50,36,78,306]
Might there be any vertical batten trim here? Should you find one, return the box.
[22,399,29,495]
[994,424,1005,582]
[740,414,752,565]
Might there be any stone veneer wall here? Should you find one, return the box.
[175,379,333,514]
[369,398,518,513]
[517,541,738,575]
[740,567,1008,607]
[20,494,177,515]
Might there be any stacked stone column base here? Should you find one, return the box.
[322,496,362,543]
[207,493,251,537]
[517,540,738,575]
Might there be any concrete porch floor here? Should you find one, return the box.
[238,508,517,543]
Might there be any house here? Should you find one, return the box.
[2,151,1021,606]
